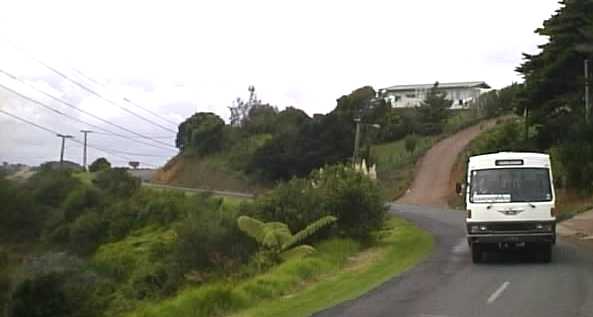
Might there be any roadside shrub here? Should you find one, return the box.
[103,200,137,240]
[69,211,108,255]
[27,169,82,208]
[241,178,327,233]
[8,272,70,317]
[172,198,256,274]
[0,248,8,267]
[131,189,186,226]
[0,270,10,315]
[244,164,386,241]
[62,185,104,222]
[313,165,386,241]
[93,168,141,197]
[404,134,418,154]
[8,253,101,317]
[0,178,44,241]
[467,120,523,156]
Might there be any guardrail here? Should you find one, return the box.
[141,182,255,198]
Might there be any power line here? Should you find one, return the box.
[28,56,177,134]
[0,109,159,168]
[0,108,61,135]
[0,69,177,150]
[73,68,180,127]
[91,131,174,139]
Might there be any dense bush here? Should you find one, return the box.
[62,185,104,222]
[93,168,141,197]
[27,169,82,209]
[69,211,108,255]
[243,165,386,241]
[7,253,101,317]
[466,120,524,156]
[0,177,46,241]
[172,195,256,274]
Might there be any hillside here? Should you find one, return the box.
[153,153,266,194]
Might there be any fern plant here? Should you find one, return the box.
[237,215,336,265]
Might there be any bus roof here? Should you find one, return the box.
[468,152,550,169]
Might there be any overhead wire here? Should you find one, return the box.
[33,58,177,134]
[7,44,177,134]
[73,68,180,127]
[0,68,177,150]
[0,108,159,168]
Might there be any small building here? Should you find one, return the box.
[378,81,491,110]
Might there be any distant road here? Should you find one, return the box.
[141,182,255,199]
[397,118,499,207]
[316,120,593,317]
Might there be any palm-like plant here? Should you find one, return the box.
[237,215,337,262]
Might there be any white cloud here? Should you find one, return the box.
[0,0,561,166]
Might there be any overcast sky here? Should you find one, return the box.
[0,0,561,167]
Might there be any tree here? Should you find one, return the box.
[88,158,111,172]
[517,0,593,147]
[247,86,385,181]
[417,82,452,135]
[128,161,140,169]
[175,112,225,154]
[242,104,278,135]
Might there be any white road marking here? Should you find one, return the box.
[487,281,510,304]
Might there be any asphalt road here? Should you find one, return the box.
[316,203,593,317]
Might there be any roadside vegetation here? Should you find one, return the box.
[451,0,593,217]
[0,160,432,317]
[451,117,593,218]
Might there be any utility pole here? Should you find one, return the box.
[80,130,92,171]
[56,134,73,167]
[353,118,362,164]
[523,106,529,142]
[586,59,590,124]
[352,118,381,165]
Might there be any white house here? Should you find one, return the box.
[378,81,491,110]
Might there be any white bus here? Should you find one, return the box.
[460,152,556,263]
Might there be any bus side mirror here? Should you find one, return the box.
[455,183,464,194]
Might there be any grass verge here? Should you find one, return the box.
[124,217,432,317]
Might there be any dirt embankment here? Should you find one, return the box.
[397,120,498,208]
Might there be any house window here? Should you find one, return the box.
[405,94,416,98]
[459,99,464,105]
[393,96,402,102]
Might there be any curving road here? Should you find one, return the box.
[316,121,593,317]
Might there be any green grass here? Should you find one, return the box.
[123,217,432,317]
[444,109,480,134]
[231,217,432,317]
